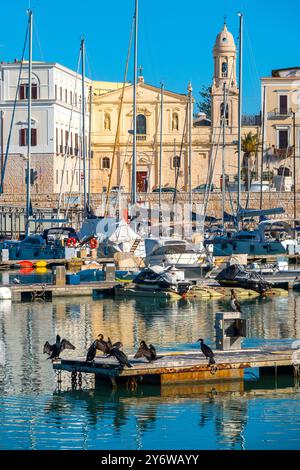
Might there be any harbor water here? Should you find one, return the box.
[0,291,300,450]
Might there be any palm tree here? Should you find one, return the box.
[241,132,259,192]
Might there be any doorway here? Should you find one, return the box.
[136,171,148,192]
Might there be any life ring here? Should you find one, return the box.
[66,237,77,247]
[89,238,98,249]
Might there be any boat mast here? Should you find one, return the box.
[88,84,92,212]
[188,82,193,206]
[222,82,227,228]
[81,38,87,217]
[260,85,266,209]
[131,0,138,205]
[237,12,243,214]
[25,10,33,237]
[159,82,164,235]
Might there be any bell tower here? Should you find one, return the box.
[211,23,238,130]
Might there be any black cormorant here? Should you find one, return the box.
[134,341,157,362]
[230,289,242,313]
[43,335,75,360]
[197,338,215,365]
[108,346,132,368]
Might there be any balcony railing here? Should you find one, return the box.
[136,135,147,141]
[273,146,294,158]
[268,108,293,119]
[242,114,261,126]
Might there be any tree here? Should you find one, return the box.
[196,85,212,119]
[241,132,260,191]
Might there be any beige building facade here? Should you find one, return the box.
[90,23,260,195]
[261,67,300,191]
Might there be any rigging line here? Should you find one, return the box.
[0,21,29,193]
[57,46,82,214]
[33,17,45,62]
[173,101,188,205]
[104,17,134,217]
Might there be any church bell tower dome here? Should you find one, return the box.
[213,23,236,54]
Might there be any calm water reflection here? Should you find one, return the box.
[0,293,300,449]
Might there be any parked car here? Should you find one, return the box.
[192,183,214,193]
[152,187,180,193]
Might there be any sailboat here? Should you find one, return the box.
[0,11,67,262]
[205,14,291,258]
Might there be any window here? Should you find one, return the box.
[222,62,228,78]
[173,156,181,168]
[102,157,110,169]
[19,83,38,100]
[278,129,288,149]
[65,130,69,153]
[56,128,58,153]
[220,102,229,125]
[60,87,63,101]
[70,91,73,105]
[60,129,63,153]
[172,113,179,131]
[137,114,146,134]
[279,95,288,115]
[65,89,68,103]
[56,170,59,185]
[75,133,79,155]
[75,93,78,107]
[55,85,57,100]
[19,128,37,146]
[104,112,111,131]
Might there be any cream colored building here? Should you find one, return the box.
[90,23,260,195]
[261,67,300,191]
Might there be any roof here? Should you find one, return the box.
[213,23,236,52]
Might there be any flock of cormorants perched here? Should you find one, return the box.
[42,289,246,369]
[43,335,216,367]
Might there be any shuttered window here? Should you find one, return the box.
[19,128,37,146]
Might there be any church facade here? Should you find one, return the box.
[90,23,260,195]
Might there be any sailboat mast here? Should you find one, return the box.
[260,85,266,209]
[237,12,243,212]
[188,82,193,206]
[81,38,87,216]
[88,84,92,212]
[131,0,138,205]
[159,82,164,210]
[222,82,226,227]
[25,10,33,237]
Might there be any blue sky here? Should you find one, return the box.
[1,1,299,113]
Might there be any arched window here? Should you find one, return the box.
[172,113,179,131]
[222,62,228,78]
[173,156,181,168]
[102,157,110,169]
[136,114,146,134]
[104,112,111,131]
[220,102,229,126]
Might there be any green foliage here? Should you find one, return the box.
[196,85,212,119]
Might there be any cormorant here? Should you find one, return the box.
[197,338,215,365]
[134,341,157,362]
[86,340,99,363]
[230,289,242,313]
[95,334,111,354]
[108,346,132,368]
[43,335,75,360]
[107,337,123,351]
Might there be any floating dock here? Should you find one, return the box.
[9,281,117,301]
[53,347,300,388]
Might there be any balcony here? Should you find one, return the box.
[273,146,294,158]
[268,108,293,120]
[136,135,147,142]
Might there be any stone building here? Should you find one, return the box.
[90,23,260,195]
[0,61,90,197]
[261,67,300,192]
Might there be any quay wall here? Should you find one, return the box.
[0,192,299,220]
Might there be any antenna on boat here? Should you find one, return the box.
[237,12,244,219]
[131,0,138,206]
[25,9,33,237]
